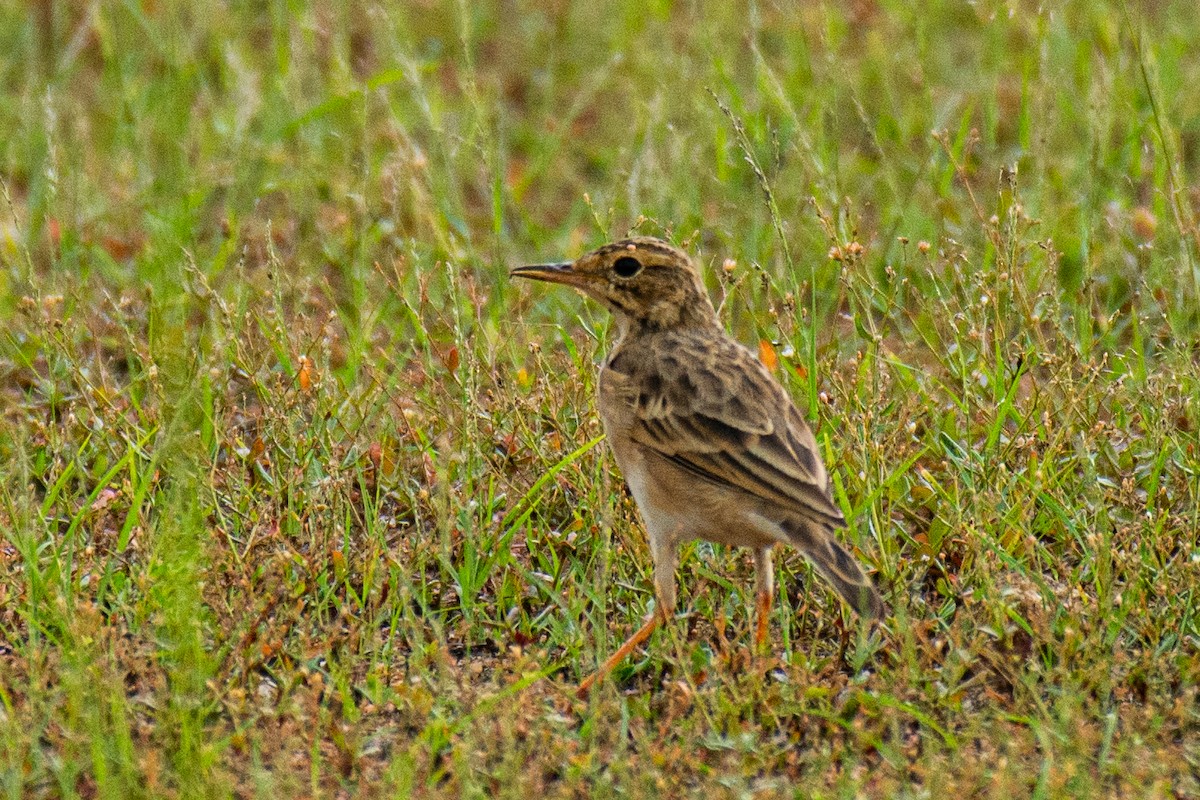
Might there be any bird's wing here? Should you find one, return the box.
[622,331,846,528]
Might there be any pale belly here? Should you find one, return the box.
[601,411,781,552]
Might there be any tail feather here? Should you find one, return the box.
[779,517,885,618]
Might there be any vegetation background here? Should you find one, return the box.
[1,1,1198,797]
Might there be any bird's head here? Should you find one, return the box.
[510,237,719,331]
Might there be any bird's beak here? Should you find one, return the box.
[509,261,591,288]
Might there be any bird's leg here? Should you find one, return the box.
[578,536,678,697]
[576,612,662,697]
[753,546,774,651]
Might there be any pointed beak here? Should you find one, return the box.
[509,261,590,288]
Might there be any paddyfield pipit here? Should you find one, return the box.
[511,237,884,694]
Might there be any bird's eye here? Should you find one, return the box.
[613,256,642,278]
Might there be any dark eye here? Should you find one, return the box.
[613,256,642,278]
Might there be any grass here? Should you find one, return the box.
[2,0,1199,796]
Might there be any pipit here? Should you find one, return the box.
[512,237,884,694]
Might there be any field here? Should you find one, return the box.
[2,1,1199,797]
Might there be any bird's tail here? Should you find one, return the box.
[779,517,885,619]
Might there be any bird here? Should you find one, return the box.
[510,236,884,694]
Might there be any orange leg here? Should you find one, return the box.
[577,612,662,697]
[579,535,679,696]
[754,588,772,649]
[753,546,774,652]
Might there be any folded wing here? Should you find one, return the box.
[623,331,846,529]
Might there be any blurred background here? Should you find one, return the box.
[3,2,1198,323]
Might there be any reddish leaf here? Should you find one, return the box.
[758,339,778,372]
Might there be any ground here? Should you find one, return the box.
[1,1,1199,798]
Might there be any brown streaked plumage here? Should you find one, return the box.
[511,236,884,694]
